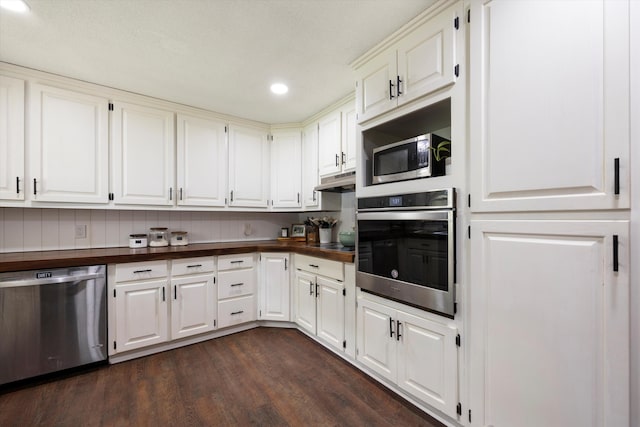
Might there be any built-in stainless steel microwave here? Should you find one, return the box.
[372,133,448,185]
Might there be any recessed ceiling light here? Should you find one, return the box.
[0,0,30,13]
[270,83,288,95]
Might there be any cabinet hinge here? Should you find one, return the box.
[108,102,114,111]
[342,288,346,296]
[469,410,472,423]
[454,64,460,77]
[456,402,462,416]
[454,16,459,29]
[467,9,470,23]
[467,194,471,208]
[456,334,461,347]
[468,225,471,239]
[113,341,117,350]
[343,340,346,349]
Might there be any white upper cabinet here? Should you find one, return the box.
[302,121,320,208]
[318,100,356,177]
[355,2,461,123]
[176,113,227,207]
[470,219,629,427]
[28,83,109,203]
[270,129,302,209]
[111,101,175,206]
[469,0,630,212]
[228,124,269,208]
[0,75,24,201]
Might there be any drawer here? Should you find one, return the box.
[218,295,256,328]
[218,269,255,299]
[218,253,255,271]
[171,257,215,276]
[295,254,343,281]
[115,260,168,282]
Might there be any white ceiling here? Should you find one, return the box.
[0,0,435,124]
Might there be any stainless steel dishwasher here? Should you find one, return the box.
[0,265,107,385]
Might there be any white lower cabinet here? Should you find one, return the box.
[294,254,348,353]
[111,260,169,354]
[217,253,257,328]
[170,257,216,340]
[259,253,290,321]
[357,295,459,418]
[469,220,630,427]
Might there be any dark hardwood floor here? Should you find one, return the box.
[0,328,445,426]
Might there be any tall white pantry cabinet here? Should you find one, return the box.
[468,1,631,427]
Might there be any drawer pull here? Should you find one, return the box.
[230,310,244,315]
[230,260,244,264]
[309,264,319,268]
[133,269,152,274]
[186,264,202,268]
[230,283,244,287]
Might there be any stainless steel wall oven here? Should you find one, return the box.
[357,188,456,318]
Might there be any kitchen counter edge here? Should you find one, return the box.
[0,241,355,273]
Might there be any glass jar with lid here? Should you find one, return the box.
[170,231,188,246]
[149,227,169,247]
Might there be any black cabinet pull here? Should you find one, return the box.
[16,177,20,194]
[389,317,395,338]
[341,152,346,165]
[230,260,244,264]
[230,190,234,202]
[284,258,288,270]
[186,264,202,268]
[309,282,313,296]
[396,320,402,341]
[335,154,339,167]
[169,187,173,201]
[309,264,319,268]
[133,269,152,274]
[389,80,395,99]
[297,192,300,204]
[614,158,620,195]
[162,287,165,302]
[33,178,37,195]
[231,310,244,315]
[315,282,319,297]
[397,76,403,96]
[174,285,177,300]
[613,235,619,272]
[180,187,183,200]
[230,283,244,287]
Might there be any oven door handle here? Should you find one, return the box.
[357,211,451,221]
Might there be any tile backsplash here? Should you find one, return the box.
[0,208,299,253]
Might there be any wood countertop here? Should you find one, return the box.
[0,240,355,273]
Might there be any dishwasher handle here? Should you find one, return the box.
[0,272,105,288]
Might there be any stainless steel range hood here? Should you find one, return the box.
[314,171,355,192]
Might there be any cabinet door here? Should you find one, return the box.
[111,101,175,206]
[170,274,216,340]
[316,276,345,351]
[470,0,629,212]
[356,297,396,382]
[469,220,629,427]
[396,311,458,418]
[114,279,168,352]
[0,75,24,201]
[302,122,319,208]
[355,50,397,123]
[228,124,269,207]
[176,114,227,207]
[29,83,109,203]
[318,111,342,177]
[396,2,459,108]
[341,105,357,172]
[294,270,317,334]
[259,253,290,321]
[270,130,301,209]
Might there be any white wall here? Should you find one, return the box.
[0,208,299,253]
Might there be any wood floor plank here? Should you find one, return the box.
[0,327,445,427]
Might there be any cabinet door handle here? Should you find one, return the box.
[162,287,166,302]
[230,282,244,287]
[33,178,37,195]
[341,152,346,165]
[335,154,339,167]
[614,158,620,195]
[397,75,403,96]
[230,190,234,202]
[133,269,152,274]
[613,235,619,272]
[16,177,20,195]
[396,320,402,341]
[309,264,319,268]
[231,310,244,315]
[315,282,319,297]
[180,187,183,200]
[186,264,202,268]
[312,190,316,202]
[297,192,300,204]
[230,260,244,264]
[389,317,395,338]
[174,285,177,300]
[389,80,395,99]
[169,187,173,201]
[309,282,313,296]
[284,258,288,270]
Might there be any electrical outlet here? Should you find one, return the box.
[75,225,87,239]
